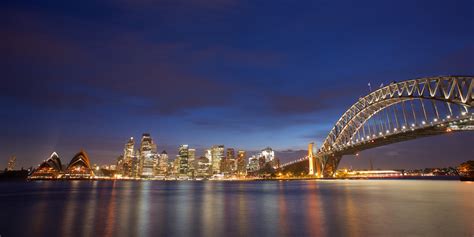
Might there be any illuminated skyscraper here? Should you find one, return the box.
[205,149,212,164]
[211,145,224,174]
[172,156,180,175]
[237,150,247,175]
[157,150,169,176]
[7,156,16,171]
[196,156,210,177]
[121,137,135,177]
[188,148,196,176]
[139,133,158,178]
[178,145,189,175]
[225,148,236,174]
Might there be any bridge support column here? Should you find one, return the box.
[308,143,315,175]
[309,143,324,178]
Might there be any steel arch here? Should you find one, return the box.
[320,76,473,153]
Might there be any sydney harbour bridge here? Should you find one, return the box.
[279,76,474,178]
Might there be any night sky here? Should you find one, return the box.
[1,0,473,169]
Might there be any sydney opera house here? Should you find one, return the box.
[29,150,95,179]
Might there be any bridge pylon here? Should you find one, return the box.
[308,142,324,177]
[308,143,315,175]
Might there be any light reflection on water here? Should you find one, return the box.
[0,180,472,237]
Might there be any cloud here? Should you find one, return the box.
[110,0,238,11]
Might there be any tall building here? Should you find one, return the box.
[211,145,224,174]
[172,156,180,175]
[205,149,212,164]
[247,155,259,172]
[121,137,135,177]
[196,156,211,177]
[157,150,169,176]
[7,156,16,171]
[260,147,275,162]
[188,148,196,176]
[116,155,124,175]
[225,148,236,174]
[178,145,189,175]
[237,150,247,175]
[257,147,278,169]
[139,133,158,178]
[131,151,140,178]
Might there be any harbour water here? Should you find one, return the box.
[0,180,472,237]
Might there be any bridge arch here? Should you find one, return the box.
[321,76,472,152]
[280,76,473,177]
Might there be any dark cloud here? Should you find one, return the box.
[111,0,238,11]
[268,94,328,115]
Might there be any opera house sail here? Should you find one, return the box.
[64,150,94,179]
[30,152,63,179]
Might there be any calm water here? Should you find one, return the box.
[0,180,472,237]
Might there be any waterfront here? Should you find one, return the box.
[0,180,472,237]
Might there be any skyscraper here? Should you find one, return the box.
[196,156,211,178]
[157,150,169,176]
[225,148,235,174]
[188,148,196,177]
[237,150,247,175]
[121,137,135,177]
[211,145,224,174]
[205,149,212,164]
[172,156,180,176]
[178,145,189,175]
[139,133,158,178]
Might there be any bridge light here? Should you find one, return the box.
[366,136,370,139]
[379,132,383,135]
[411,123,415,127]
[461,112,467,116]
[394,128,398,131]
[434,118,438,122]
[422,121,426,125]
[386,130,390,134]
[402,126,406,129]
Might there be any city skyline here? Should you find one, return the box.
[1,0,473,169]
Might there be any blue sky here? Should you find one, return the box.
[1,0,473,169]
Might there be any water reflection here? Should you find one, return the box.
[0,180,472,237]
[305,181,325,237]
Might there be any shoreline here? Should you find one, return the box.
[15,175,462,182]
